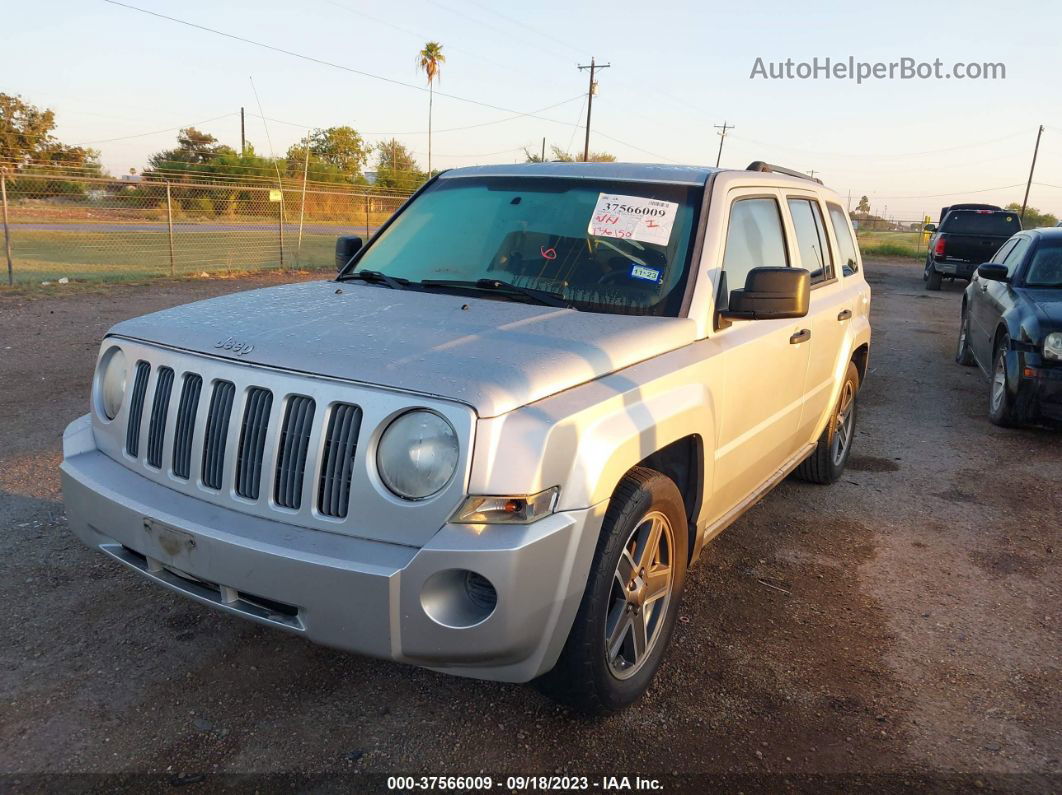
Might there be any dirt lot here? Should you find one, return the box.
[0,261,1058,791]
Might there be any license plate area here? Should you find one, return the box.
[143,517,196,561]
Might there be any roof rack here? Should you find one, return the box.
[745,161,823,185]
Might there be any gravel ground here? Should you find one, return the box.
[0,261,1058,791]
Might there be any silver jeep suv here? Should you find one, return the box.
[62,161,871,713]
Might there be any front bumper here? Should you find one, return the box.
[61,415,604,682]
[1019,360,1062,422]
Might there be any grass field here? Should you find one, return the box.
[2,227,369,285]
[856,230,928,259]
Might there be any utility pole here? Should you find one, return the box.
[807,169,818,179]
[714,121,733,167]
[1020,124,1044,223]
[577,57,610,162]
[240,107,245,156]
[541,137,546,162]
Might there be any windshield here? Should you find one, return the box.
[942,211,1021,236]
[351,176,704,316]
[1025,240,1062,288]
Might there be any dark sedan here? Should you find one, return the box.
[956,228,1062,426]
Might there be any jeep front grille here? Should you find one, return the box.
[202,380,235,490]
[318,402,362,519]
[274,395,316,510]
[235,387,273,500]
[99,341,473,546]
[125,361,151,457]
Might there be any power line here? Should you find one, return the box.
[727,130,1030,160]
[102,3,669,161]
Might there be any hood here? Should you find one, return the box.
[110,280,696,417]
[1022,289,1062,328]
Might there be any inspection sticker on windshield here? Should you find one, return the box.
[588,193,678,246]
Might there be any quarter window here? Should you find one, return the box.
[787,198,835,284]
[721,197,788,294]
[1001,237,1031,277]
[827,205,859,276]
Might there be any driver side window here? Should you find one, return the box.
[721,197,788,298]
[1001,237,1031,277]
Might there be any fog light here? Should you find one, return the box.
[420,569,497,628]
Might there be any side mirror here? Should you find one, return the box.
[976,263,1009,282]
[721,267,810,320]
[335,236,363,273]
[924,223,937,233]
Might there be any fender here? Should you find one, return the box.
[468,344,719,513]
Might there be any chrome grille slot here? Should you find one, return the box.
[146,367,174,469]
[274,396,316,509]
[202,380,235,490]
[235,387,273,500]
[125,361,150,457]
[318,403,362,518]
[172,373,202,479]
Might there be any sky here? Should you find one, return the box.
[4,0,1062,220]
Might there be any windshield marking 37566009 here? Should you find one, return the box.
[345,176,704,317]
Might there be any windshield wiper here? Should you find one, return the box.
[338,269,410,289]
[419,278,572,308]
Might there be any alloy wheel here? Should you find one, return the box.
[830,380,856,466]
[604,511,675,680]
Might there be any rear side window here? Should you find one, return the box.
[942,211,1021,236]
[828,205,859,276]
[787,198,835,284]
[722,197,788,292]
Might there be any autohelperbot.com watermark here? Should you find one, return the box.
[750,56,1005,83]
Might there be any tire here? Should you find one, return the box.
[794,361,860,484]
[988,333,1020,427]
[923,257,931,282]
[539,467,688,715]
[926,264,942,291]
[955,307,976,366]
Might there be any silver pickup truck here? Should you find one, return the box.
[62,161,871,713]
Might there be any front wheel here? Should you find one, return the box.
[794,361,860,484]
[988,333,1021,427]
[539,467,688,715]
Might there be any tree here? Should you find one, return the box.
[374,139,427,192]
[0,93,101,172]
[1005,202,1058,229]
[524,144,615,163]
[855,195,871,216]
[418,41,445,175]
[285,126,369,182]
[147,127,235,172]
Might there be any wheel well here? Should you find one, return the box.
[851,344,870,384]
[634,435,703,563]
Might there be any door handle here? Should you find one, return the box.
[790,329,811,344]
[837,309,852,321]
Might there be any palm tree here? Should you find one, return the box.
[417,41,445,175]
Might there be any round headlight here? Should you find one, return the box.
[376,410,459,500]
[99,347,127,420]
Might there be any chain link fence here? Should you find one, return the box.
[0,168,412,286]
